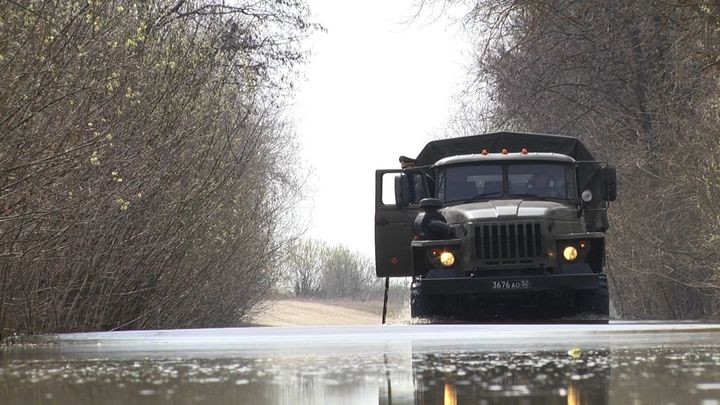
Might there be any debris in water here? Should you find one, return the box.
[568,348,583,359]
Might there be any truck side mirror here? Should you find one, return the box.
[394,174,410,208]
[602,167,617,202]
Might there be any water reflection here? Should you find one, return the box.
[379,350,611,405]
[2,346,720,404]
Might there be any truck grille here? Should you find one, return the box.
[476,222,543,264]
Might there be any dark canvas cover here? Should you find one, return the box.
[415,132,595,165]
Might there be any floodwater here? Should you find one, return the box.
[2,323,720,404]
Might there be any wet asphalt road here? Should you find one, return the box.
[2,322,720,404]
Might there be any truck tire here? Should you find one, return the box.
[410,280,443,319]
[576,275,609,320]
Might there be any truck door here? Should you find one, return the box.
[375,170,422,277]
[577,162,609,231]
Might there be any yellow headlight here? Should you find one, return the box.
[563,246,578,261]
[439,251,455,267]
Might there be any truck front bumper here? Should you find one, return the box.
[419,274,602,296]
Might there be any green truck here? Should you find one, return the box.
[374,132,616,321]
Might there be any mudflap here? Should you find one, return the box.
[410,275,610,323]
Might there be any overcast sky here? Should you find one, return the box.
[292,0,470,257]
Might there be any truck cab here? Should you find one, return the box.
[374,132,616,321]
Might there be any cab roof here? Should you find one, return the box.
[435,152,575,167]
[414,132,594,166]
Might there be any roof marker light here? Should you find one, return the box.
[481,149,489,156]
[521,148,529,154]
[501,148,508,155]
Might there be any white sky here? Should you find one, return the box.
[293,0,470,257]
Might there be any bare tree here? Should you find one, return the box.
[319,244,381,300]
[284,239,383,301]
[435,0,720,318]
[288,239,326,297]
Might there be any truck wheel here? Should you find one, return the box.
[576,275,609,321]
[410,280,442,319]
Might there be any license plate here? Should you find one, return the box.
[491,279,531,290]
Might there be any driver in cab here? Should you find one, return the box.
[526,172,562,198]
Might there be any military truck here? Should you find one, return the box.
[374,132,616,321]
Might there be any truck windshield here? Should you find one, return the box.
[438,163,575,202]
[508,163,574,199]
[438,165,503,202]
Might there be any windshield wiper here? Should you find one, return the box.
[464,191,501,203]
[510,194,560,201]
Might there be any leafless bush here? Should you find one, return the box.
[0,0,316,336]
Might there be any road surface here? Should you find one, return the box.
[252,299,380,326]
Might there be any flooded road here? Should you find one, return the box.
[2,323,720,404]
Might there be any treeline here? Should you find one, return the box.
[285,239,384,300]
[0,0,314,337]
[444,0,720,318]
